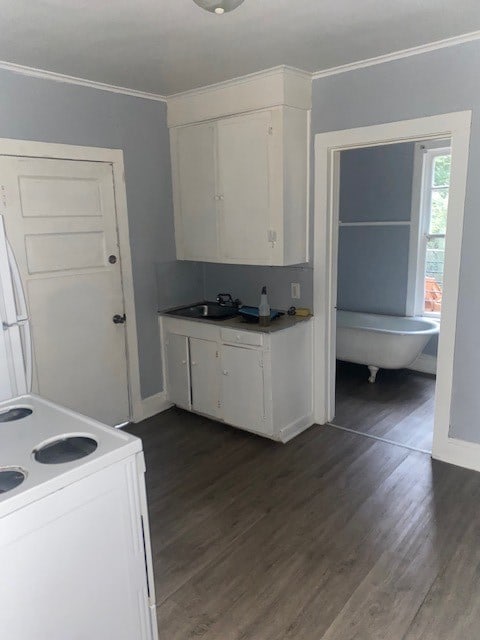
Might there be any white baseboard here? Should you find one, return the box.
[408,353,437,375]
[132,391,173,423]
[279,414,315,443]
[433,436,480,474]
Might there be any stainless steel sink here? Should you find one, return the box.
[166,302,239,320]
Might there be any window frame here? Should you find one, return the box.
[407,139,451,318]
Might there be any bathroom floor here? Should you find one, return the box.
[333,361,435,452]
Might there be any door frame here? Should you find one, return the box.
[313,111,473,468]
[0,138,143,423]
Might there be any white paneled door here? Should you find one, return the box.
[0,156,130,425]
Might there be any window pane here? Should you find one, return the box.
[433,154,451,187]
[424,235,445,313]
[430,188,448,234]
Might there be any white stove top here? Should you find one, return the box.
[0,394,141,518]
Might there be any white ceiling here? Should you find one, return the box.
[1,0,479,96]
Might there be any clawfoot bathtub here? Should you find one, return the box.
[336,310,439,383]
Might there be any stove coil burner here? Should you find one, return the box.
[34,436,98,465]
[0,467,26,493]
[0,407,33,422]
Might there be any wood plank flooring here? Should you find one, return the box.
[127,406,480,640]
[334,361,435,451]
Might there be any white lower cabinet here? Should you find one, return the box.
[161,316,314,442]
[190,338,220,419]
[164,333,190,409]
[221,344,268,435]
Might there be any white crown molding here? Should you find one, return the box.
[0,28,479,103]
[0,59,167,102]
[167,65,311,100]
[312,29,480,80]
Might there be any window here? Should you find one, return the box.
[411,142,451,317]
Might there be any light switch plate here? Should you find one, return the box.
[291,282,301,299]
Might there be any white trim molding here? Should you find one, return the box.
[311,30,480,80]
[433,437,480,474]
[0,59,167,102]
[134,392,173,423]
[313,111,472,471]
[0,137,145,425]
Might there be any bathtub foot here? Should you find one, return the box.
[368,365,379,384]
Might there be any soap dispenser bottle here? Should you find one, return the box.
[259,286,270,326]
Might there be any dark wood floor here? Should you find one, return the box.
[334,361,435,451]
[127,407,480,640]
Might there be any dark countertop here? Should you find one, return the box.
[159,309,313,333]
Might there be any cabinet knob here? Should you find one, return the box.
[192,361,197,366]
[222,370,229,376]
[182,360,187,365]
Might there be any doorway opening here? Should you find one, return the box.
[313,112,471,463]
[331,140,451,452]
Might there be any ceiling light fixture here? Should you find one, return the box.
[193,0,245,15]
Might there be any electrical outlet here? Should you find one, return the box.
[291,282,301,299]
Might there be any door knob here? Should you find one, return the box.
[113,314,126,324]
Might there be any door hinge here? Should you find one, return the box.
[267,229,277,248]
[216,350,219,358]
[268,126,273,136]
[1,185,7,210]
[217,400,221,408]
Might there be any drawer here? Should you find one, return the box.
[221,328,264,347]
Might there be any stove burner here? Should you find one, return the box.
[34,436,98,464]
[0,467,26,493]
[0,407,33,422]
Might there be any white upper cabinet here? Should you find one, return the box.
[173,122,218,261]
[216,111,272,263]
[168,67,311,266]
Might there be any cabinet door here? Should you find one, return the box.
[165,333,190,409]
[173,122,218,261]
[217,112,272,263]
[221,345,270,434]
[190,338,220,418]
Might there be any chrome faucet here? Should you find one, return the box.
[216,293,241,308]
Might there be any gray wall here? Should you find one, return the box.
[337,225,411,316]
[0,68,176,398]
[339,143,415,223]
[337,143,414,315]
[203,263,312,310]
[311,38,480,443]
[156,261,205,311]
